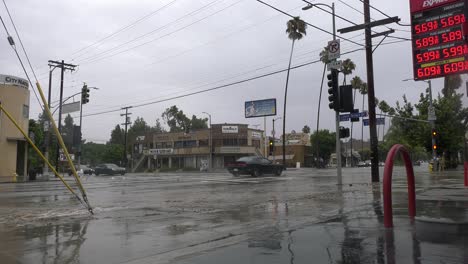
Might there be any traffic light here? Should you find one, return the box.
[432,129,438,138]
[327,69,339,111]
[433,144,437,150]
[339,127,350,138]
[81,84,90,105]
[432,129,438,151]
[339,85,354,112]
[269,139,274,156]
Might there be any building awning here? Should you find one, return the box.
[6,137,26,142]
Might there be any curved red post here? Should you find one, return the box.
[383,144,416,228]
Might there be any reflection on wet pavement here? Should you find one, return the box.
[0,167,466,263]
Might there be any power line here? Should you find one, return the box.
[354,0,411,26]
[71,0,179,59]
[255,0,364,47]
[80,47,365,118]
[77,0,227,64]
[0,14,43,111]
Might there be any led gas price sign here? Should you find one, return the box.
[410,0,468,80]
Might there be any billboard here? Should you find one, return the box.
[62,101,81,114]
[245,98,276,118]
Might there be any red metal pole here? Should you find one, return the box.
[383,144,417,228]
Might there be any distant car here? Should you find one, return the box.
[68,165,95,176]
[94,163,126,176]
[357,161,367,167]
[226,156,285,177]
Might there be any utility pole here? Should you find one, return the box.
[363,0,379,182]
[337,2,400,183]
[121,106,132,168]
[202,112,212,171]
[48,60,77,173]
[43,64,59,175]
[272,117,282,162]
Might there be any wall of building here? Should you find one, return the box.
[0,74,30,182]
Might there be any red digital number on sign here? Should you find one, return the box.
[442,44,468,58]
[441,29,463,43]
[415,35,439,48]
[416,44,468,63]
[414,14,465,34]
[416,61,468,79]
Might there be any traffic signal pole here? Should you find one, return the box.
[428,80,437,162]
[330,3,342,184]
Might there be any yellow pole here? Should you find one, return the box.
[34,82,92,213]
[0,103,86,206]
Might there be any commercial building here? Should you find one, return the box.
[0,74,30,182]
[270,132,313,167]
[130,124,265,171]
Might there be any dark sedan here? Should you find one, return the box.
[226,156,285,177]
[68,165,95,176]
[95,164,126,176]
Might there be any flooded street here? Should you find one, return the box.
[0,167,467,263]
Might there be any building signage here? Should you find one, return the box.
[148,148,174,155]
[222,126,239,133]
[136,136,145,141]
[61,101,81,114]
[252,131,262,139]
[0,74,28,89]
[245,98,277,118]
[219,147,241,153]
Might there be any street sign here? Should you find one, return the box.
[360,111,368,117]
[340,114,350,122]
[410,0,468,80]
[428,106,436,121]
[363,118,385,126]
[327,39,341,60]
[327,60,342,71]
[62,101,80,114]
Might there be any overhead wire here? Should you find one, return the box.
[77,0,227,64]
[78,47,365,118]
[354,0,411,26]
[71,0,179,59]
[0,14,43,111]
[256,0,364,47]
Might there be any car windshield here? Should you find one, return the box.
[5,1,467,263]
[236,157,257,162]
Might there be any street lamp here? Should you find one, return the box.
[302,0,341,181]
[272,117,282,162]
[402,78,436,162]
[202,112,212,171]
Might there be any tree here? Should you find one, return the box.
[341,58,356,85]
[443,74,462,97]
[28,119,45,170]
[162,106,207,132]
[360,82,368,154]
[283,16,307,165]
[109,125,124,145]
[378,100,390,141]
[302,125,311,134]
[310,129,336,162]
[152,118,165,133]
[62,114,75,151]
[314,46,332,166]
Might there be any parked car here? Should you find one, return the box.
[68,165,95,176]
[357,161,367,167]
[226,156,285,177]
[94,164,126,176]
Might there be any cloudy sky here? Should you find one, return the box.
[0,0,456,143]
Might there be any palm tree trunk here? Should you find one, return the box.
[361,93,365,155]
[315,63,327,167]
[350,88,357,166]
[382,117,386,141]
[283,40,295,165]
[377,110,382,143]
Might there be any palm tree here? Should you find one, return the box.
[360,82,368,154]
[282,17,307,165]
[341,59,356,85]
[313,46,331,165]
[378,100,390,141]
[349,75,362,166]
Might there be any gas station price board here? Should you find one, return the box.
[410,0,468,80]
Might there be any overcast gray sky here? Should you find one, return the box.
[0,0,455,143]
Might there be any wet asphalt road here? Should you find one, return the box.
[0,166,467,263]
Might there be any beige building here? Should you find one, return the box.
[0,74,30,182]
[130,124,265,171]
